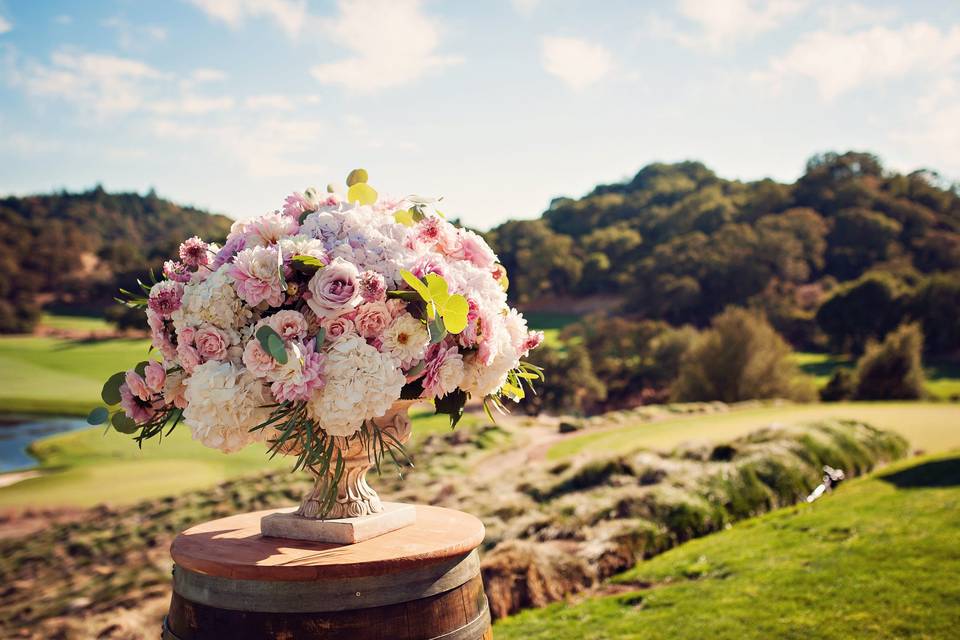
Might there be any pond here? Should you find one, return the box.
[0,416,89,473]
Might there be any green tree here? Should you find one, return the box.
[815,272,907,353]
[909,273,960,356]
[520,343,606,415]
[672,307,816,403]
[854,323,926,400]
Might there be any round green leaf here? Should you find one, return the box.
[86,406,109,426]
[101,371,127,405]
[346,168,368,186]
[347,182,377,206]
[134,360,150,376]
[112,412,139,434]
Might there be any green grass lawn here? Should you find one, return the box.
[37,313,113,333]
[496,451,960,639]
[524,311,582,345]
[0,406,470,509]
[548,402,960,460]
[0,335,152,415]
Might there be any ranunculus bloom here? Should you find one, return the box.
[353,302,392,339]
[321,313,357,339]
[194,325,229,361]
[306,257,362,318]
[144,361,166,394]
[267,310,308,341]
[125,370,152,401]
[242,339,276,377]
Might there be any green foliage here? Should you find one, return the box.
[909,273,960,355]
[815,271,907,353]
[672,307,816,403]
[520,343,606,415]
[819,368,857,401]
[854,323,927,400]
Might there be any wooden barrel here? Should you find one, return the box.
[163,505,491,640]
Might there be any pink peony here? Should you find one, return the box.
[120,383,156,424]
[358,270,387,303]
[321,313,357,340]
[422,344,464,399]
[242,339,277,377]
[229,245,285,307]
[147,310,177,362]
[144,361,166,394]
[454,229,497,270]
[409,254,445,279]
[163,260,191,283]
[179,236,210,269]
[194,325,229,361]
[249,211,299,245]
[269,343,326,403]
[148,281,183,318]
[306,257,361,318]
[267,310,308,340]
[282,192,312,219]
[125,370,152,401]
[415,217,458,255]
[353,302,392,339]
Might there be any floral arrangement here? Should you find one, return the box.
[89,169,543,511]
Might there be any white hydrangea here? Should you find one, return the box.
[461,322,518,398]
[172,265,249,339]
[306,334,405,437]
[440,256,507,310]
[183,361,272,452]
[279,234,328,262]
[301,203,409,285]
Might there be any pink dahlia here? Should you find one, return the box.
[163,260,191,283]
[270,342,326,403]
[422,344,464,399]
[179,236,210,269]
[282,192,312,219]
[229,245,285,307]
[358,270,387,303]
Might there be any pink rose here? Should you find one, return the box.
[306,257,361,318]
[267,310,308,340]
[125,370,152,402]
[321,313,357,339]
[194,325,229,361]
[144,361,166,394]
[242,339,277,377]
[177,342,201,373]
[353,302,392,339]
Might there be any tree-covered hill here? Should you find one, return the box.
[487,152,960,352]
[0,187,232,332]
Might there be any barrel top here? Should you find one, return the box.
[170,505,485,581]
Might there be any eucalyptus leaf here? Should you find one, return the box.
[428,316,447,344]
[290,254,325,275]
[101,371,127,405]
[134,361,149,376]
[86,406,109,426]
[112,412,139,434]
[256,325,289,364]
[347,182,377,206]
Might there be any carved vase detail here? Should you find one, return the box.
[296,400,415,520]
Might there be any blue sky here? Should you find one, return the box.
[1,0,958,229]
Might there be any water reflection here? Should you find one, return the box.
[0,416,89,473]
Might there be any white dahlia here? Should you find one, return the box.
[381,313,430,367]
[183,361,272,453]
[306,334,405,437]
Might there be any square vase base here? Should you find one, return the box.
[260,502,416,544]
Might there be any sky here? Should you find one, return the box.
[0,0,958,230]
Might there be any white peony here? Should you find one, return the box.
[172,266,249,340]
[307,334,405,437]
[461,325,518,398]
[380,313,430,367]
[183,361,272,453]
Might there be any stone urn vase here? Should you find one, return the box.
[261,399,419,543]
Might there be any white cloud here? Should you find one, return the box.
[54,15,73,26]
[891,78,960,176]
[540,36,613,91]
[0,15,12,34]
[244,94,296,110]
[189,68,227,84]
[819,3,898,31]
[8,48,236,118]
[754,22,960,101]
[310,0,460,92]
[185,0,307,38]
[652,0,809,51]
[511,0,541,16]
[102,17,168,49]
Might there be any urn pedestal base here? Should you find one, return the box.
[261,502,416,544]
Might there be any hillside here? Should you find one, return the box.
[487,152,960,351]
[0,187,232,332]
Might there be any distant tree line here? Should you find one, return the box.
[0,186,232,332]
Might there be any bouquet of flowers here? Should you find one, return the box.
[90,169,543,517]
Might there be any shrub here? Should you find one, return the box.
[854,323,926,400]
[672,307,816,402]
[820,368,856,401]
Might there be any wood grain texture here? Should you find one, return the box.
[166,574,492,640]
[170,505,485,582]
